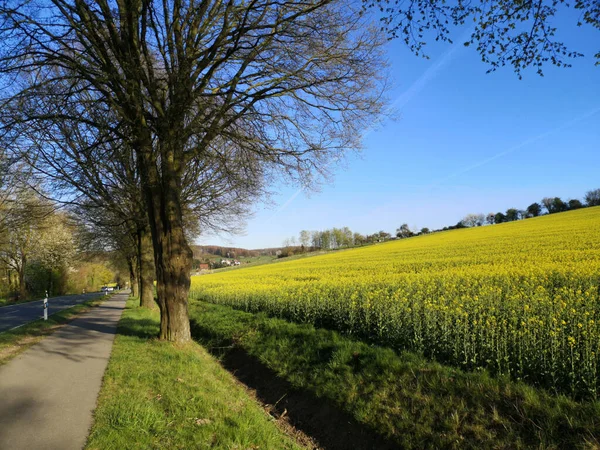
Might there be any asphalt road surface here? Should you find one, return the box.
[0,292,127,450]
[0,292,106,333]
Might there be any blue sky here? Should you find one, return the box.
[199,11,600,249]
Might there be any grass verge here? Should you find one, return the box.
[86,297,304,450]
[0,297,106,365]
[190,300,600,450]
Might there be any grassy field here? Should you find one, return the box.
[189,300,600,449]
[190,207,600,398]
[86,297,306,450]
[0,297,105,365]
[204,252,334,275]
[207,255,277,274]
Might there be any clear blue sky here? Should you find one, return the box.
[198,11,600,249]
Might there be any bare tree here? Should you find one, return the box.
[74,200,153,305]
[461,213,485,227]
[19,107,158,308]
[299,230,311,249]
[367,0,599,77]
[0,0,387,341]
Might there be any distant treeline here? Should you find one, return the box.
[281,188,600,253]
[282,228,393,254]
[192,245,282,260]
[456,188,600,230]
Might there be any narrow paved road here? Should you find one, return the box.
[0,292,105,333]
[0,291,127,450]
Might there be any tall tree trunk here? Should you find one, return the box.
[137,226,156,308]
[139,146,192,342]
[47,269,53,296]
[18,254,26,299]
[127,256,139,298]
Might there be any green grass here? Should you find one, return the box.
[0,297,105,365]
[207,250,341,275]
[189,300,600,449]
[208,255,277,274]
[86,297,303,450]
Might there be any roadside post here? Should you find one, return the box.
[43,290,48,321]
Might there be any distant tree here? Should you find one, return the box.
[568,199,583,210]
[0,187,54,299]
[505,209,520,222]
[331,228,344,248]
[552,197,568,213]
[321,231,332,250]
[299,231,311,249]
[33,213,76,295]
[210,260,226,269]
[341,227,354,247]
[585,189,600,207]
[541,197,554,214]
[461,215,474,227]
[396,223,412,239]
[353,232,366,246]
[486,213,496,225]
[527,203,542,217]
[311,231,321,249]
[494,212,506,224]
[68,262,114,293]
[377,230,392,241]
[461,213,484,227]
[420,227,430,234]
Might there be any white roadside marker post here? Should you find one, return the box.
[43,290,48,321]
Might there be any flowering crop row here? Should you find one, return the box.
[190,207,600,398]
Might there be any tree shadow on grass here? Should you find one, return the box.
[190,318,397,450]
[116,317,159,339]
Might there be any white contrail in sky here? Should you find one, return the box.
[425,105,600,189]
[269,34,469,219]
[389,34,468,113]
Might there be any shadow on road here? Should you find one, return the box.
[0,387,39,439]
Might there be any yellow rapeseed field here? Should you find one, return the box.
[191,207,600,398]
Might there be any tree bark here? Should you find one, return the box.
[139,143,192,342]
[18,254,26,299]
[127,256,139,298]
[151,204,192,342]
[137,226,156,308]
